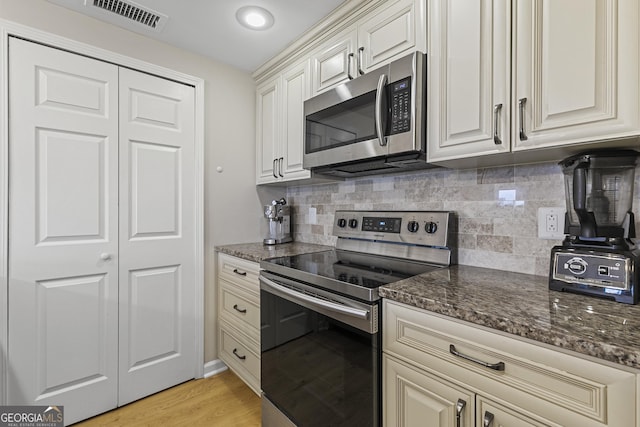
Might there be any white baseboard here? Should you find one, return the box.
[203,359,228,378]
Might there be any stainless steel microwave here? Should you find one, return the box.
[303,52,433,177]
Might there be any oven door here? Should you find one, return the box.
[259,271,381,427]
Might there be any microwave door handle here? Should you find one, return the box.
[375,73,388,146]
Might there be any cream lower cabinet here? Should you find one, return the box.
[217,253,261,394]
[383,300,637,427]
[427,0,640,166]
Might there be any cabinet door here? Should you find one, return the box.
[281,60,312,181]
[427,0,511,163]
[477,396,561,427]
[513,0,640,150]
[384,355,474,427]
[256,76,280,184]
[358,0,425,73]
[311,28,358,95]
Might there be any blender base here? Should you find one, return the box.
[549,245,640,305]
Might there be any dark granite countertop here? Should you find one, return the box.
[215,242,332,263]
[379,264,640,370]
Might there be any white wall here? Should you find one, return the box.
[0,0,263,363]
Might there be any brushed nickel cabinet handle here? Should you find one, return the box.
[232,348,246,360]
[493,103,503,145]
[358,46,365,75]
[278,157,284,177]
[449,344,505,371]
[272,159,278,178]
[456,399,466,427]
[233,268,247,276]
[483,411,495,427]
[518,97,528,141]
[233,304,247,314]
[347,53,354,80]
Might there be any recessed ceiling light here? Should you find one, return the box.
[236,6,274,31]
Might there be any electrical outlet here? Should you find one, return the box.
[538,207,566,239]
[309,207,317,224]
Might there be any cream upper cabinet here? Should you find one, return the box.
[256,76,279,183]
[427,0,511,162]
[311,28,358,95]
[358,0,426,75]
[256,60,311,185]
[513,0,640,150]
[312,0,426,95]
[428,0,640,164]
[383,300,637,427]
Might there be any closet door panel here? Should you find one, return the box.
[118,67,196,405]
[8,38,119,425]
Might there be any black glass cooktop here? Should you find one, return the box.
[261,250,441,301]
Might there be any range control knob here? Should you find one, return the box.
[348,219,359,229]
[407,221,420,233]
[425,221,438,234]
[337,218,347,228]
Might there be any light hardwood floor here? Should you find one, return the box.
[74,370,261,426]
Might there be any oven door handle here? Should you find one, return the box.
[259,276,370,320]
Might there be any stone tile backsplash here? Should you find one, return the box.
[286,161,640,277]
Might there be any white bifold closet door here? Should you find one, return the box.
[8,37,196,425]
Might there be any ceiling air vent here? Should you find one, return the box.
[88,0,168,32]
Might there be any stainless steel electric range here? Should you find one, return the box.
[259,210,456,427]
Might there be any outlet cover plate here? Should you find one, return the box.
[538,207,566,239]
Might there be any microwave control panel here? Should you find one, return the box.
[390,77,411,135]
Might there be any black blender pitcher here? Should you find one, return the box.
[561,149,638,244]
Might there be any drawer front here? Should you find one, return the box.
[383,300,637,425]
[219,322,260,394]
[217,253,260,294]
[220,280,260,341]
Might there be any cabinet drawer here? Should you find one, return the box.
[384,300,637,426]
[219,321,260,395]
[220,280,260,341]
[217,253,260,294]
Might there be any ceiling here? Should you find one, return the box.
[47,0,347,72]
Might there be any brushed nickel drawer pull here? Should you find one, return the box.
[449,344,505,371]
[233,304,247,314]
[232,348,246,360]
[483,411,495,427]
[233,268,247,276]
[456,399,466,427]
